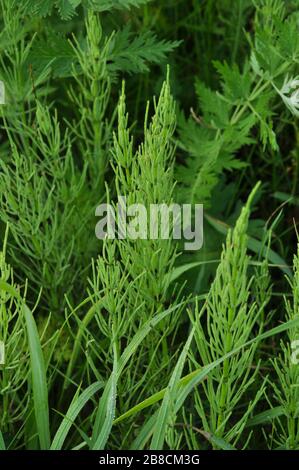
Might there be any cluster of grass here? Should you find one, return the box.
[1,0,299,450]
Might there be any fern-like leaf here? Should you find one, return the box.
[110,26,181,74]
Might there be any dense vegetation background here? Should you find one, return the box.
[1,0,299,450]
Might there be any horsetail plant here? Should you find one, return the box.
[191,183,265,447]
[0,226,29,435]
[271,244,299,449]
[83,74,184,423]
[68,11,112,189]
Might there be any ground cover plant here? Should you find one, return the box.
[1,0,299,451]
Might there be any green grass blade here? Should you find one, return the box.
[117,300,186,376]
[0,280,51,450]
[114,388,166,425]
[202,432,236,450]
[167,260,219,284]
[205,213,292,277]
[23,304,51,450]
[0,430,6,450]
[246,406,284,427]
[50,381,105,450]
[63,299,101,391]
[91,301,186,446]
[91,343,118,450]
[115,315,299,424]
[150,328,194,450]
[130,412,158,450]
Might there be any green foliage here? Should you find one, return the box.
[176,0,299,207]
[271,246,299,449]
[1,0,299,453]
[109,26,181,74]
[0,228,30,433]
[24,0,152,18]
[28,25,180,78]
[191,184,265,446]
[0,3,179,311]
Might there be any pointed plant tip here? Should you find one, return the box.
[246,181,261,209]
[3,223,9,252]
[293,220,299,243]
[166,64,170,81]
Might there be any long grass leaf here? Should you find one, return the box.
[115,316,299,424]
[150,328,194,449]
[23,304,51,450]
[0,430,6,450]
[51,381,105,450]
[91,344,118,450]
